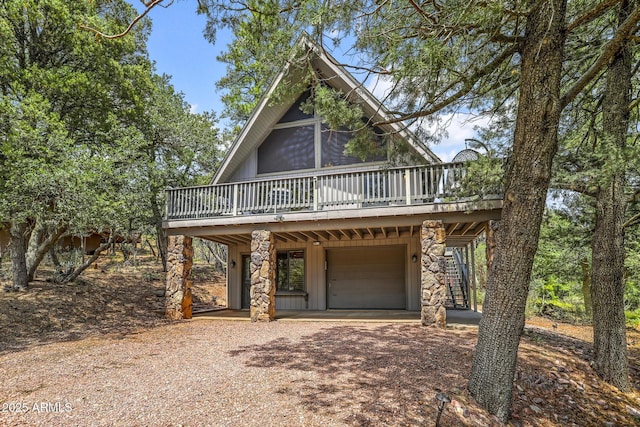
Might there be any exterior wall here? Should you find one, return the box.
[227,244,242,309]
[229,151,257,182]
[227,234,422,311]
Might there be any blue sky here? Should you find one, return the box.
[133,0,472,161]
[134,0,227,114]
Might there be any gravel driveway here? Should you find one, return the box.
[0,320,491,426]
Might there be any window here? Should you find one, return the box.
[256,90,389,175]
[276,250,305,292]
[321,124,387,167]
[257,126,315,174]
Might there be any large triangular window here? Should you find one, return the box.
[256,90,388,175]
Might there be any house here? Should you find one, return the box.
[162,35,503,325]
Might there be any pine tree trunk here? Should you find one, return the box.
[9,221,29,291]
[581,258,592,319]
[590,0,632,392]
[468,0,567,421]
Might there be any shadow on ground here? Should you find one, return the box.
[229,323,640,426]
[230,324,497,426]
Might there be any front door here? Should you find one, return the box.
[241,255,251,309]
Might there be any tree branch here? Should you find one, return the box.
[79,0,170,39]
[623,211,640,228]
[566,0,621,33]
[373,44,519,126]
[561,5,640,108]
[58,234,114,284]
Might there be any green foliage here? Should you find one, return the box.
[202,0,528,155]
[458,155,505,199]
[530,204,640,323]
[0,0,223,281]
[625,309,640,329]
[529,277,586,321]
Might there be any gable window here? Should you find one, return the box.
[321,125,387,167]
[276,250,305,292]
[256,91,388,175]
[257,126,315,174]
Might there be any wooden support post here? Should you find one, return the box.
[470,241,478,312]
[464,244,470,309]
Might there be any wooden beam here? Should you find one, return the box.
[460,222,477,236]
[381,227,387,238]
[292,232,310,241]
[314,230,331,241]
[272,233,289,243]
[339,229,352,240]
[409,225,414,236]
[208,235,238,246]
[223,234,250,244]
[366,228,376,238]
[299,230,321,241]
[352,228,363,239]
[281,232,303,242]
[326,230,341,240]
[164,199,504,234]
[447,223,460,234]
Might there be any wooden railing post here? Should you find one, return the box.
[232,183,239,216]
[405,170,412,205]
[165,188,171,219]
[313,176,318,211]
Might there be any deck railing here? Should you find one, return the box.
[165,161,502,220]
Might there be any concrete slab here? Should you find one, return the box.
[193,308,482,327]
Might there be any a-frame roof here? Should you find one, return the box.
[212,34,441,185]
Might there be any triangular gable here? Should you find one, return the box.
[212,34,440,185]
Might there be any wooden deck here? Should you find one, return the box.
[163,161,503,247]
[166,162,502,220]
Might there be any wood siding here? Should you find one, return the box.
[225,235,422,311]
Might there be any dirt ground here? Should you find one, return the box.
[1,254,640,426]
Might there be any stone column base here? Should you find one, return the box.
[165,235,193,320]
[421,220,446,328]
[250,230,276,322]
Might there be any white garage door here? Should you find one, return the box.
[327,246,406,309]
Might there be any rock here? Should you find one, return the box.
[532,397,544,405]
[249,230,275,322]
[529,404,542,414]
[626,405,640,418]
[420,220,446,328]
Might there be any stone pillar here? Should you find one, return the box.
[250,230,276,322]
[165,235,193,320]
[421,220,446,328]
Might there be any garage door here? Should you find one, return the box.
[327,246,406,309]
